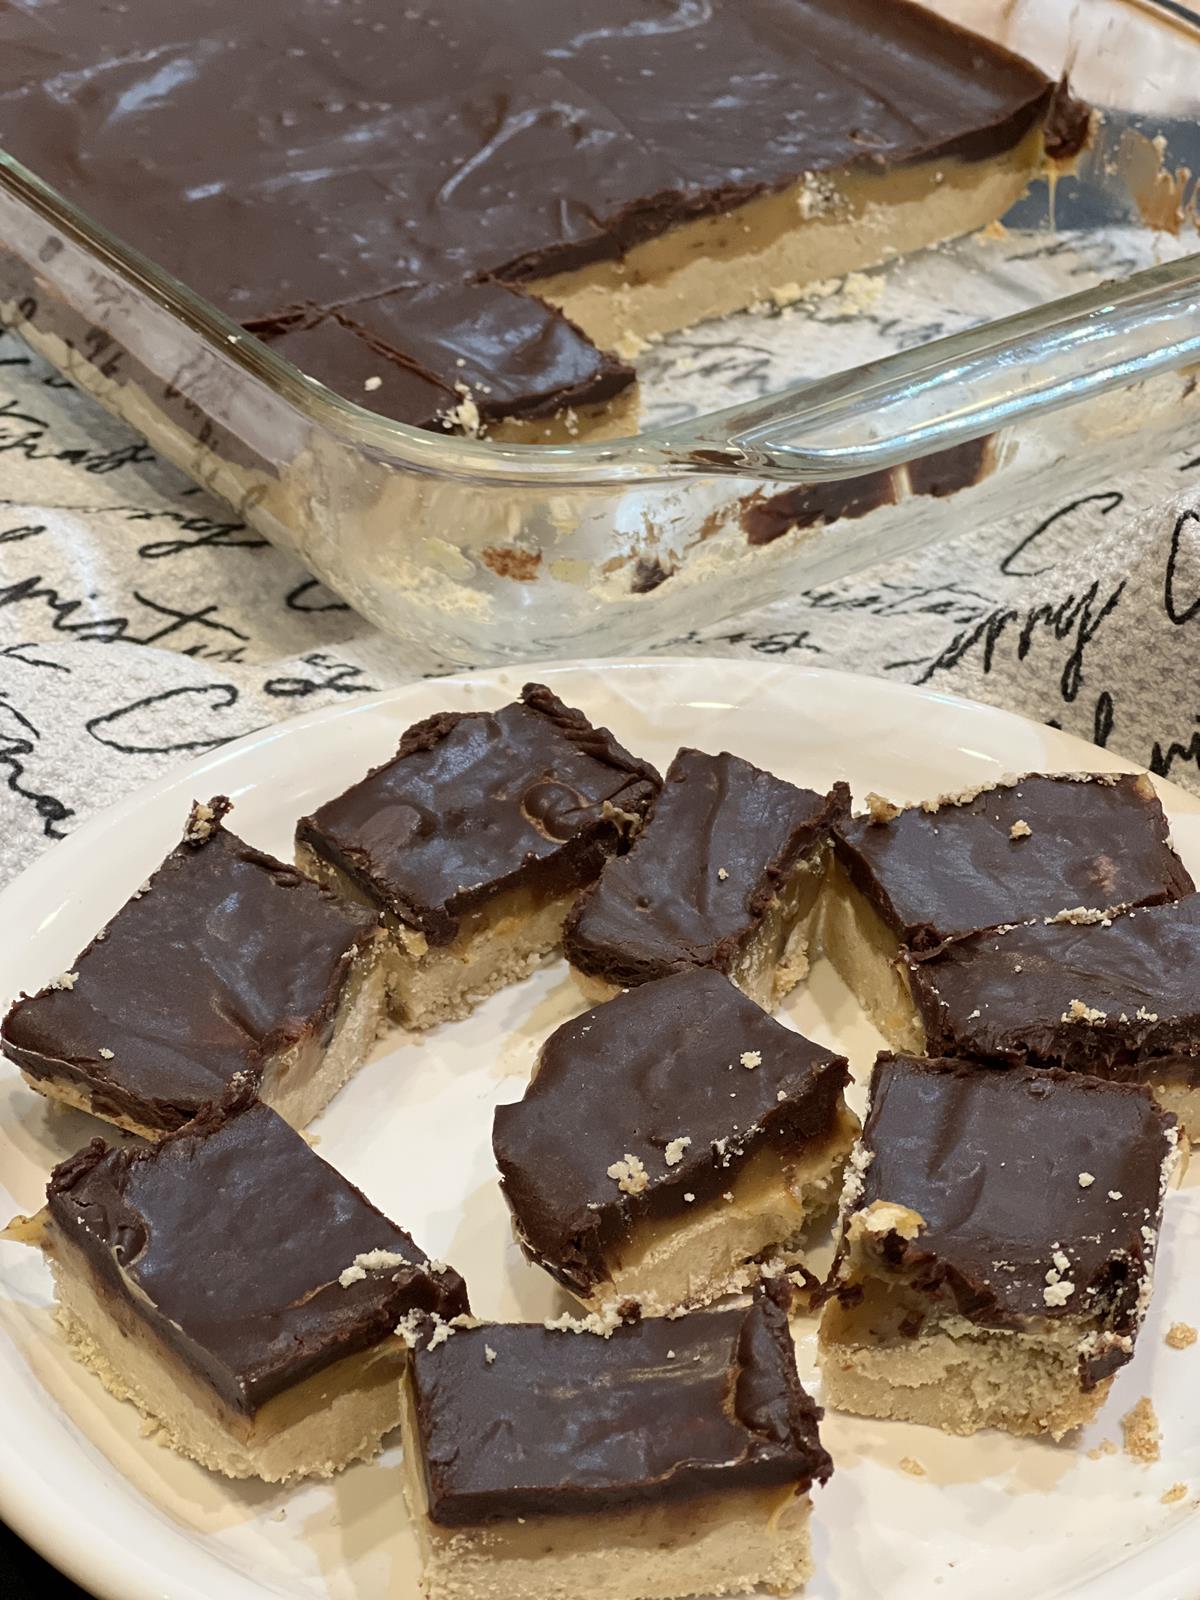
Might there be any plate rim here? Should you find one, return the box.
[2,654,1198,1600]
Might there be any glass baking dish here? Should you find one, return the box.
[1,0,1199,668]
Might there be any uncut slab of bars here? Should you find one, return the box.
[564,748,849,1010]
[399,1295,831,1600]
[33,1090,468,1481]
[822,772,1192,1047]
[1,796,385,1138]
[819,1055,1177,1440]
[0,0,1086,437]
[296,684,659,1028]
[493,967,856,1315]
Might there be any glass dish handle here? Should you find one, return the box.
[649,253,1200,481]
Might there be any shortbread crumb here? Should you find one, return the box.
[740,1051,762,1070]
[484,1345,497,1364]
[1009,820,1031,839]
[1162,1482,1188,1505]
[183,801,216,843]
[1086,1438,1117,1460]
[1078,1172,1095,1188]
[47,971,78,992]
[899,1457,926,1477]
[1045,906,1110,926]
[1061,999,1105,1025]
[543,1306,624,1337]
[339,1248,410,1288]
[1166,1322,1198,1350]
[856,1200,925,1241]
[664,1136,692,1167]
[865,792,901,824]
[1043,1280,1075,1306]
[607,1154,649,1195]
[1121,1396,1161,1462]
[441,383,483,437]
[395,1310,426,1348]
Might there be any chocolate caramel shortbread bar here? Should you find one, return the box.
[819,1055,1177,1439]
[494,968,855,1314]
[296,683,659,1027]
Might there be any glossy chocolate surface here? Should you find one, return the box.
[45,1092,469,1413]
[909,895,1200,1078]
[296,684,659,945]
[408,1295,829,1524]
[564,749,848,985]
[493,968,848,1296]
[845,1056,1172,1357]
[835,773,1192,950]
[263,283,633,430]
[0,0,1062,427]
[1,798,377,1132]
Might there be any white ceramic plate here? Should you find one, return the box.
[2,659,1200,1600]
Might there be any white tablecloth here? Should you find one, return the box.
[3,321,1200,888]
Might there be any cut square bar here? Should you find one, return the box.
[399,1294,830,1600]
[38,1089,469,1481]
[493,968,855,1315]
[819,1055,1177,1439]
[906,895,1200,1125]
[823,772,1191,1048]
[563,748,849,1008]
[1,796,385,1138]
[295,683,659,1027]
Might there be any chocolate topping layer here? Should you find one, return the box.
[296,683,659,945]
[408,1295,829,1525]
[45,1091,469,1414]
[0,0,1063,428]
[835,773,1191,950]
[909,896,1200,1079]
[564,750,849,986]
[845,1056,1172,1353]
[1,798,377,1133]
[493,968,848,1296]
[263,284,634,431]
